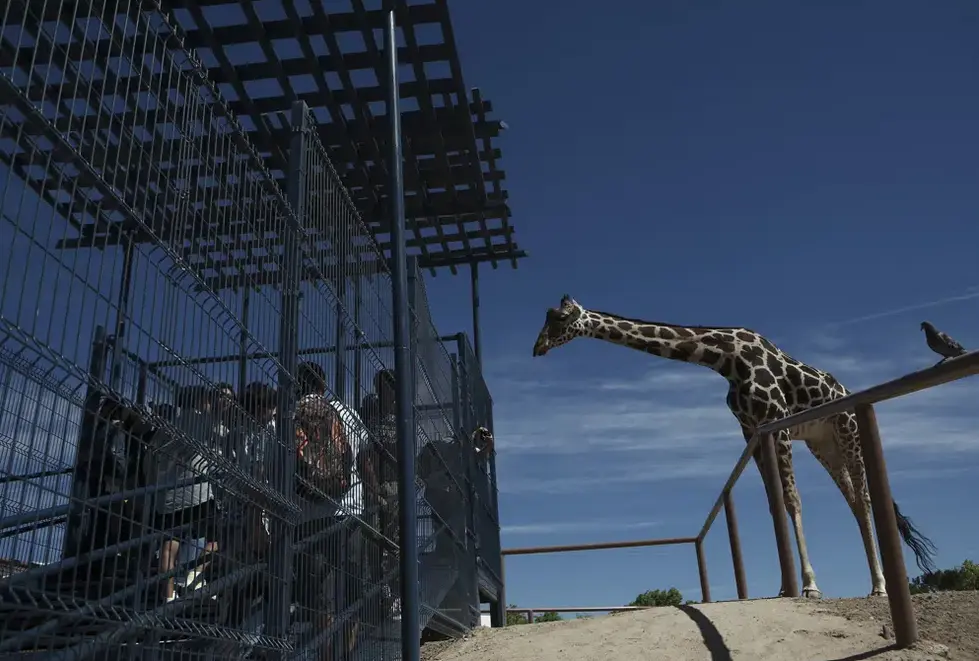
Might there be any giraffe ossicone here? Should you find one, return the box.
[532,295,937,598]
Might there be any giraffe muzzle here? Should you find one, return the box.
[532,340,549,357]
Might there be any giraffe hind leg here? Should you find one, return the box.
[806,437,886,597]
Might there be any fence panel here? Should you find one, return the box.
[409,263,480,633]
[454,335,503,587]
[0,1,501,658]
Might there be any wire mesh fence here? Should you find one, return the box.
[0,1,502,659]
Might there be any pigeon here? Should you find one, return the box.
[921,321,967,363]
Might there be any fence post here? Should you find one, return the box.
[469,263,481,368]
[724,491,748,599]
[136,362,148,407]
[695,539,711,603]
[759,432,799,598]
[238,287,250,395]
[353,278,363,411]
[63,325,109,561]
[333,276,347,401]
[494,555,507,627]
[457,334,473,433]
[267,99,306,649]
[853,404,917,648]
[385,9,421,661]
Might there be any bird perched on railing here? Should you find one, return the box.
[921,321,967,364]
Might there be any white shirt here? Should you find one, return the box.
[326,398,366,517]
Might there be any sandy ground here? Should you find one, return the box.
[420,594,976,661]
[820,591,979,660]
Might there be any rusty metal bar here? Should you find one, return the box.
[698,434,762,541]
[724,492,748,600]
[756,351,979,435]
[695,539,711,603]
[502,606,651,614]
[502,536,697,556]
[759,432,799,598]
[854,404,917,648]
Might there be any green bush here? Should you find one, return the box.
[506,605,562,625]
[628,587,684,608]
[909,560,979,594]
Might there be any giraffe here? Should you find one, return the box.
[532,295,936,598]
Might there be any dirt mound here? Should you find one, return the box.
[420,597,960,661]
[819,591,979,659]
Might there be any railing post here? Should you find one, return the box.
[724,491,748,600]
[759,432,799,598]
[695,539,711,603]
[493,555,507,628]
[853,404,917,648]
[526,610,534,624]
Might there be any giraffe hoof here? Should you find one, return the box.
[869,589,887,598]
[802,588,823,599]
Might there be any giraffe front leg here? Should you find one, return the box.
[776,434,822,599]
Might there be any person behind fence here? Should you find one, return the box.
[229,381,277,560]
[152,384,223,602]
[323,374,371,659]
[417,426,495,566]
[357,368,401,620]
[292,362,355,661]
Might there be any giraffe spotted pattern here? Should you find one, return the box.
[532,295,936,599]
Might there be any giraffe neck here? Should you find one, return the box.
[582,309,750,379]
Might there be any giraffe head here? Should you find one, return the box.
[532,295,586,357]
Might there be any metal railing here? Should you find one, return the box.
[500,606,651,624]
[502,351,979,649]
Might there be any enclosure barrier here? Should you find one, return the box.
[0,2,503,659]
[499,606,650,624]
[503,350,979,650]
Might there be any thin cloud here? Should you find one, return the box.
[498,454,747,495]
[502,519,662,536]
[493,342,979,496]
[826,286,979,328]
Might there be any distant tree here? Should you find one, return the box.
[505,605,562,625]
[506,605,528,626]
[909,560,979,594]
[628,587,684,608]
[575,613,594,620]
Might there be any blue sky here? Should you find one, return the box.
[1,0,978,616]
[422,0,979,609]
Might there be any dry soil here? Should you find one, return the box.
[420,593,979,661]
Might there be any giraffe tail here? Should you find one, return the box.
[893,500,937,575]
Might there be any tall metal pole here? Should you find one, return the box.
[385,10,420,661]
[470,263,482,368]
[267,100,306,652]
